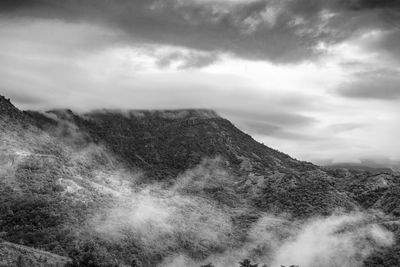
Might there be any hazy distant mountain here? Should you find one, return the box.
[1,95,400,267]
[324,163,394,174]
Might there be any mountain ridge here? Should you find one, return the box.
[1,94,400,266]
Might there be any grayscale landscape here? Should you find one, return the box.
[0,1,399,266]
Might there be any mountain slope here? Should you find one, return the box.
[1,95,399,266]
[26,108,356,218]
[30,108,316,175]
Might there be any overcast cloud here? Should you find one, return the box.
[0,0,399,166]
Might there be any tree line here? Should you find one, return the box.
[201,259,299,267]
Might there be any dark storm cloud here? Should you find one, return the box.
[0,0,40,11]
[343,0,400,62]
[1,0,399,63]
[156,51,219,69]
[344,0,400,10]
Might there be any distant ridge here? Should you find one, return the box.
[324,163,394,174]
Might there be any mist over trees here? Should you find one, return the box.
[0,96,399,267]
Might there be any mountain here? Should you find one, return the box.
[1,94,400,267]
[0,95,24,119]
[26,108,355,217]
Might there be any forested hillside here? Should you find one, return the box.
[1,95,399,267]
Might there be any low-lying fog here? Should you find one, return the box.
[0,117,394,267]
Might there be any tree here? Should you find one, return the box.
[239,259,258,267]
[16,255,26,267]
[131,256,142,267]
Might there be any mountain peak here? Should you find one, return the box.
[0,94,23,118]
[0,94,13,108]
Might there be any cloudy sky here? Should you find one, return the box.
[0,0,399,166]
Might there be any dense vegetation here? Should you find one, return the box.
[1,95,400,266]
